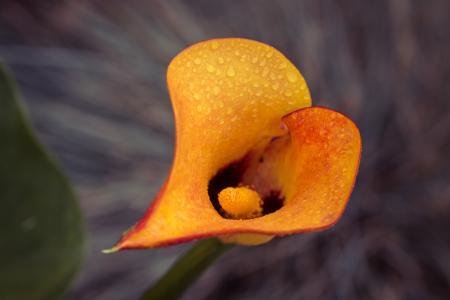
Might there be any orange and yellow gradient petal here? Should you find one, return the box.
[110,38,361,250]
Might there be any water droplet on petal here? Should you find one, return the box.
[287,71,298,82]
[194,58,201,65]
[279,62,287,69]
[319,128,327,136]
[211,41,219,50]
[227,67,236,77]
[207,64,215,73]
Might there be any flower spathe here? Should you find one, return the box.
[111,38,361,250]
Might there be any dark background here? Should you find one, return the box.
[1,1,449,299]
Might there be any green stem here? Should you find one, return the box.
[140,238,232,300]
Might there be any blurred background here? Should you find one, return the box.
[1,0,449,299]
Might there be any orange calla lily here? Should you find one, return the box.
[111,38,361,250]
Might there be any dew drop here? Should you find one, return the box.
[194,93,201,100]
[207,64,215,73]
[251,57,258,64]
[262,68,269,77]
[211,41,219,50]
[319,128,327,136]
[272,83,279,90]
[284,90,293,97]
[194,58,201,65]
[213,86,220,95]
[218,57,225,64]
[227,67,236,77]
[287,71,298,82]
[266,52,273,58]
[278,62,287,69]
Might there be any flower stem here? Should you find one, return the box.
[140,238,232,300]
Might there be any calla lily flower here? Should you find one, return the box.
[111,38,361,250]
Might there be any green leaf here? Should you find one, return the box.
[0,64,85,300]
